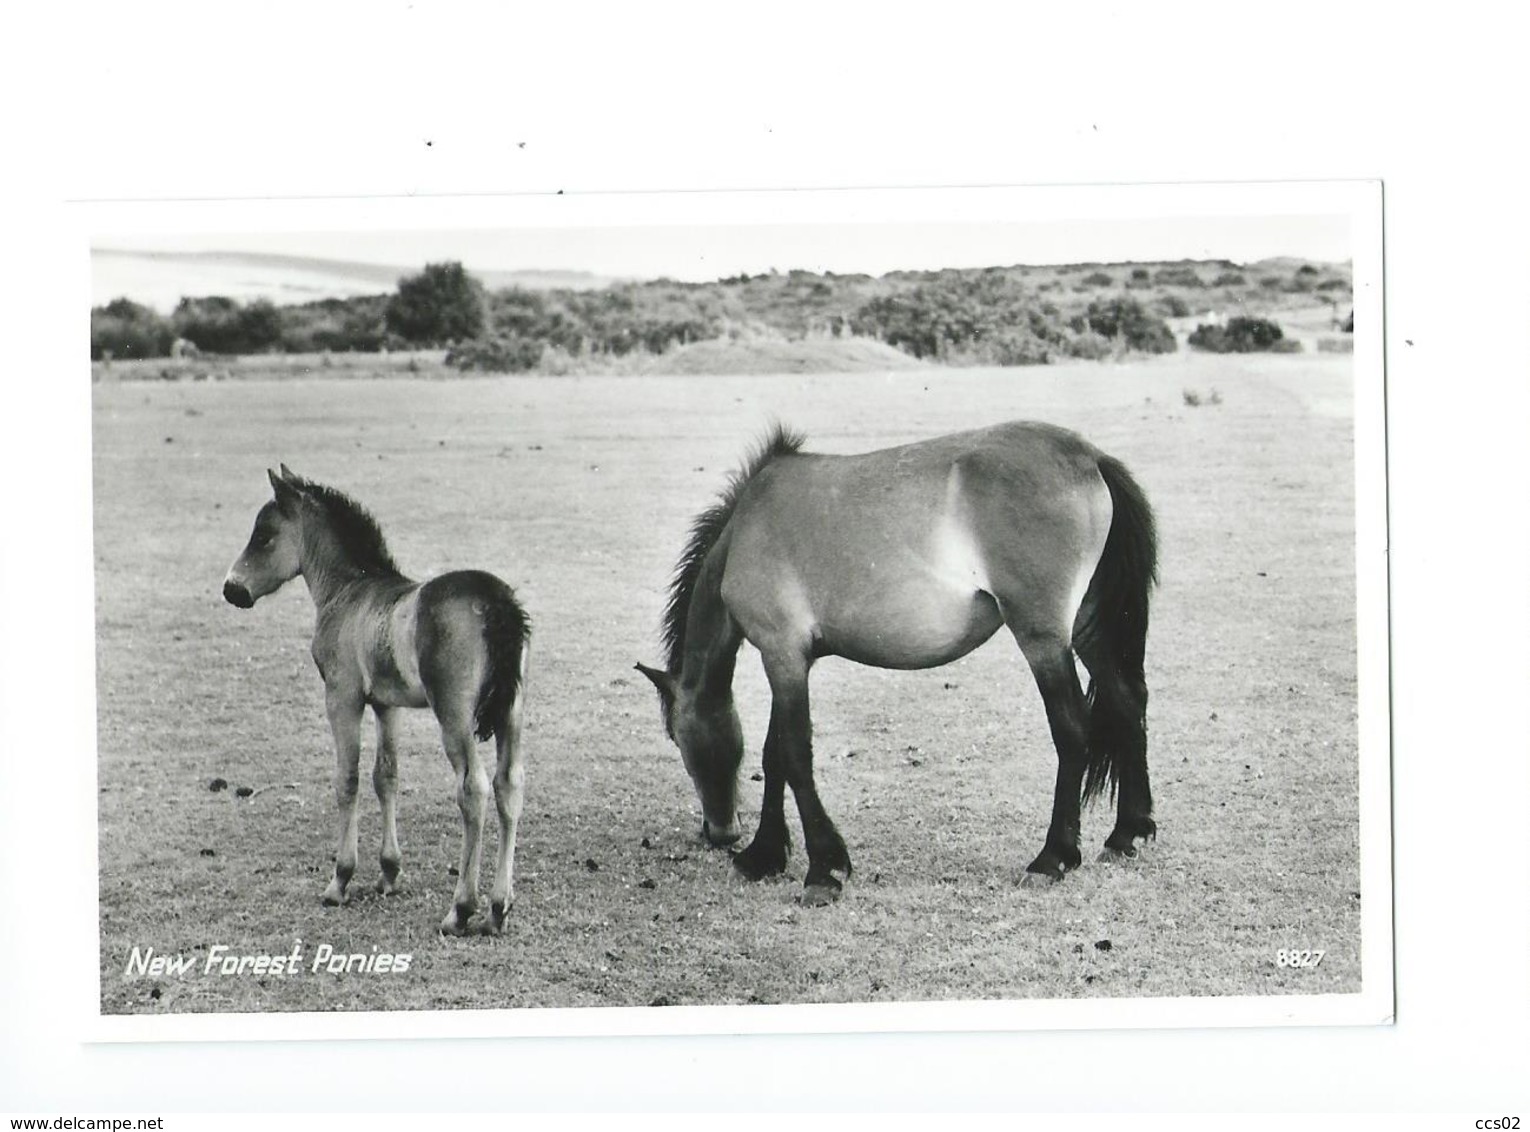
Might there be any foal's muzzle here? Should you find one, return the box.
[222,580,255,609]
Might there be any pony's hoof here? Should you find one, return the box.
[1020,870,1063,888]
[732,842,789,881]
[439,907,476,936]
[800,877,843,906]
[489,902,511,934]
[1097,845,1139,863]
[321,884,348,906]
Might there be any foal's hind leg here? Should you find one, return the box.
[1011,630,1090,884]
[438,710,490,935]
[321,689,365,906]
[488,675,528,935]
[373,707,404,894]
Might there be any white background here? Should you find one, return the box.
[2,0,1526,1113]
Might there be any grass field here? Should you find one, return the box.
[94,351,1362,1014]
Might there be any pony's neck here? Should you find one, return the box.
[674,547,744,700]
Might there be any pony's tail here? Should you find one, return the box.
[474,589,531,743]
[1073,454,1158,805]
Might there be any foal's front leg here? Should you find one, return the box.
[322,689,365,906]
[373,706,404,894]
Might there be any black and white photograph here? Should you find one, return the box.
[4,3,1527,1117]
[82,184,1389,1038]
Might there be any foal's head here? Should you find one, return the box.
[635,663,744,847]
[222,466,308,608]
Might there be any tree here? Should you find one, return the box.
[384,261,487,345]
[91,298,174,360]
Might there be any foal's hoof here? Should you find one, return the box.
[1020,871,1062,888]
[488,901,511,935]
[375,875,403,896]
[439,906,476,936]
[321,884,349,906]
[1097,845,1140,863]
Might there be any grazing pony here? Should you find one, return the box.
[638,422,1157,904]
[223,467,530,934]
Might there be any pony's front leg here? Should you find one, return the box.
[763,659,851,904]
[321,690,365,906]
[440,721,489,935]
[373,707,404,895]
[731,705,791,881]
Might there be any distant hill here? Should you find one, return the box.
[91,249,622,312]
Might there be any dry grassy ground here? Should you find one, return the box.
[94,352,1362,1014]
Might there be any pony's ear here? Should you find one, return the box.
[278,463,296,481]
[268,467,304,514]
[634,662,677,704]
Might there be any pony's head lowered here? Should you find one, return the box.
[636,424,805,847]
[635,662,744,847]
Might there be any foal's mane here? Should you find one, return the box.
[291,475,404,579]
[662,424,805,673]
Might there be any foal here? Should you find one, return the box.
[223,466,530,935]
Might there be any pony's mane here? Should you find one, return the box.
[293,476,404,579]
[662,424,805,673]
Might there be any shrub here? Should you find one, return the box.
[1341,309,1354,333]
[385,262,487,346]
[1129,267,1150,281]
[1212,271,1246,286]
[91,298,174,360]
[445,334,543,373]
[1154,266,1205,288]
[1156,294,1190,318]
[1269,336,1303,353]
[278,295,390,353]
[1188,316,1288,353]
[1316,278,1348,291]
[1066,330,1115,360]
[170,296,284,355]
[1071,297,1177,354]
[1082,271,1113,286]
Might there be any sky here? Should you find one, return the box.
[92,213,1353,286]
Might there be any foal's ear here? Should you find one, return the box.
[268,467,304,514]
[634,662,677,703]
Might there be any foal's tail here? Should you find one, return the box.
[474,588,532,742]
[1073,454,1158,804]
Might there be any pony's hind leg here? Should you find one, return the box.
[1011,630,1091,884]
[438,709,490,935]
[373,707,404,894]
[322,689,365,906]
[488,672,528,935]
[1089,665,1155,860]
